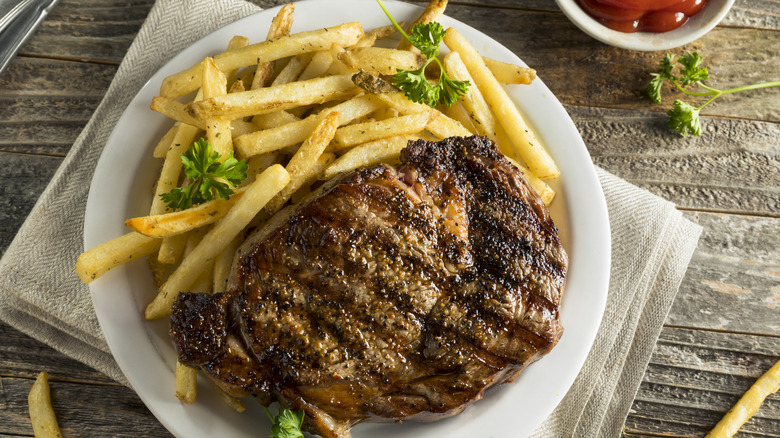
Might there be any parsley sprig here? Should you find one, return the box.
[160,138,248,211]
[376,0,470,107]
[647,52,780,136]
[263,406,305,438]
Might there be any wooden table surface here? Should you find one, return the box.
[1,0,778,436]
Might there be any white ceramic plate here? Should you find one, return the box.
[84,1,611,437]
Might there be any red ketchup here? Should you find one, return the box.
[576,0,708,33]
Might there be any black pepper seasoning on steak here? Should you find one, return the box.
[170,136,567,438]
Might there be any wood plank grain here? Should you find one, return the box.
[0,97,100,122]
[0,153,63,256]
[0,57,116,157]
[624,327,780,437]
[568,105,780,216]
[0,57,116,96]
[667,212,780,335]
[0,123,84,156]
[0,376,171,437]
[717,0,780,30]
[0,322,116,385]
[19,0,152,62]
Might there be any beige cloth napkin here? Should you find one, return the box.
[0,0,702,436]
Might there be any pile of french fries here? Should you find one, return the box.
[74,0,559,407]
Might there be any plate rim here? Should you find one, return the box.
[84,1,611,437]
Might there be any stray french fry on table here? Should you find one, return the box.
[706,359,780,438]
[27,372,62,438]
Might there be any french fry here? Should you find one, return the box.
[442,101,479,135]
[339,47,425,76]
[183,227,212,294]
[148,119,201,216]
[201,57,227,99]
[75,232,161,283]
[355,23,401,48]
[374,104,400,121]
[150,97,208,130]
[270,53,313,87]
[202,57,233,159]
[326,45,355,75]
[145,165,290,319]
[244,152,281,183]
[161,23,364,98]
[235,95,379,157]
[290,152,335,204]
[505,156,555,206]
[147,251,172,289]
[223,36,250,84]
[322,135,415,180]
[332,112,431,149]
[442,52,511,152]
[153,124,179,158]
[186,74,358,120]
[212,236,243,293]
[175,361,198,404]
[251,3,295,90]
[372,92,471,139]
[158,232,188,265]
[706,359,780,438]
[189,259,214,294]
[482,56,536,85]
[298,50,335,81]
[253,110,301,130]
[265,112,340,214]
[230,119,257,138]
[213,381,246,413]
[398,0,448,50]
[444,28,559,179]
[27,372,62,438]
[231,69,255,93]
[126,188,247,238]
[206,119,233,158]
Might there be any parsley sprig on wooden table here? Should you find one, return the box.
[376,0,470,107]
[160,138,248,211]
[647,51,780,136]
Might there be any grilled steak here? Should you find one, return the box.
[170,136,568,438]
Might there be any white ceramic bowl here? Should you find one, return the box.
[554,0,735,51]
